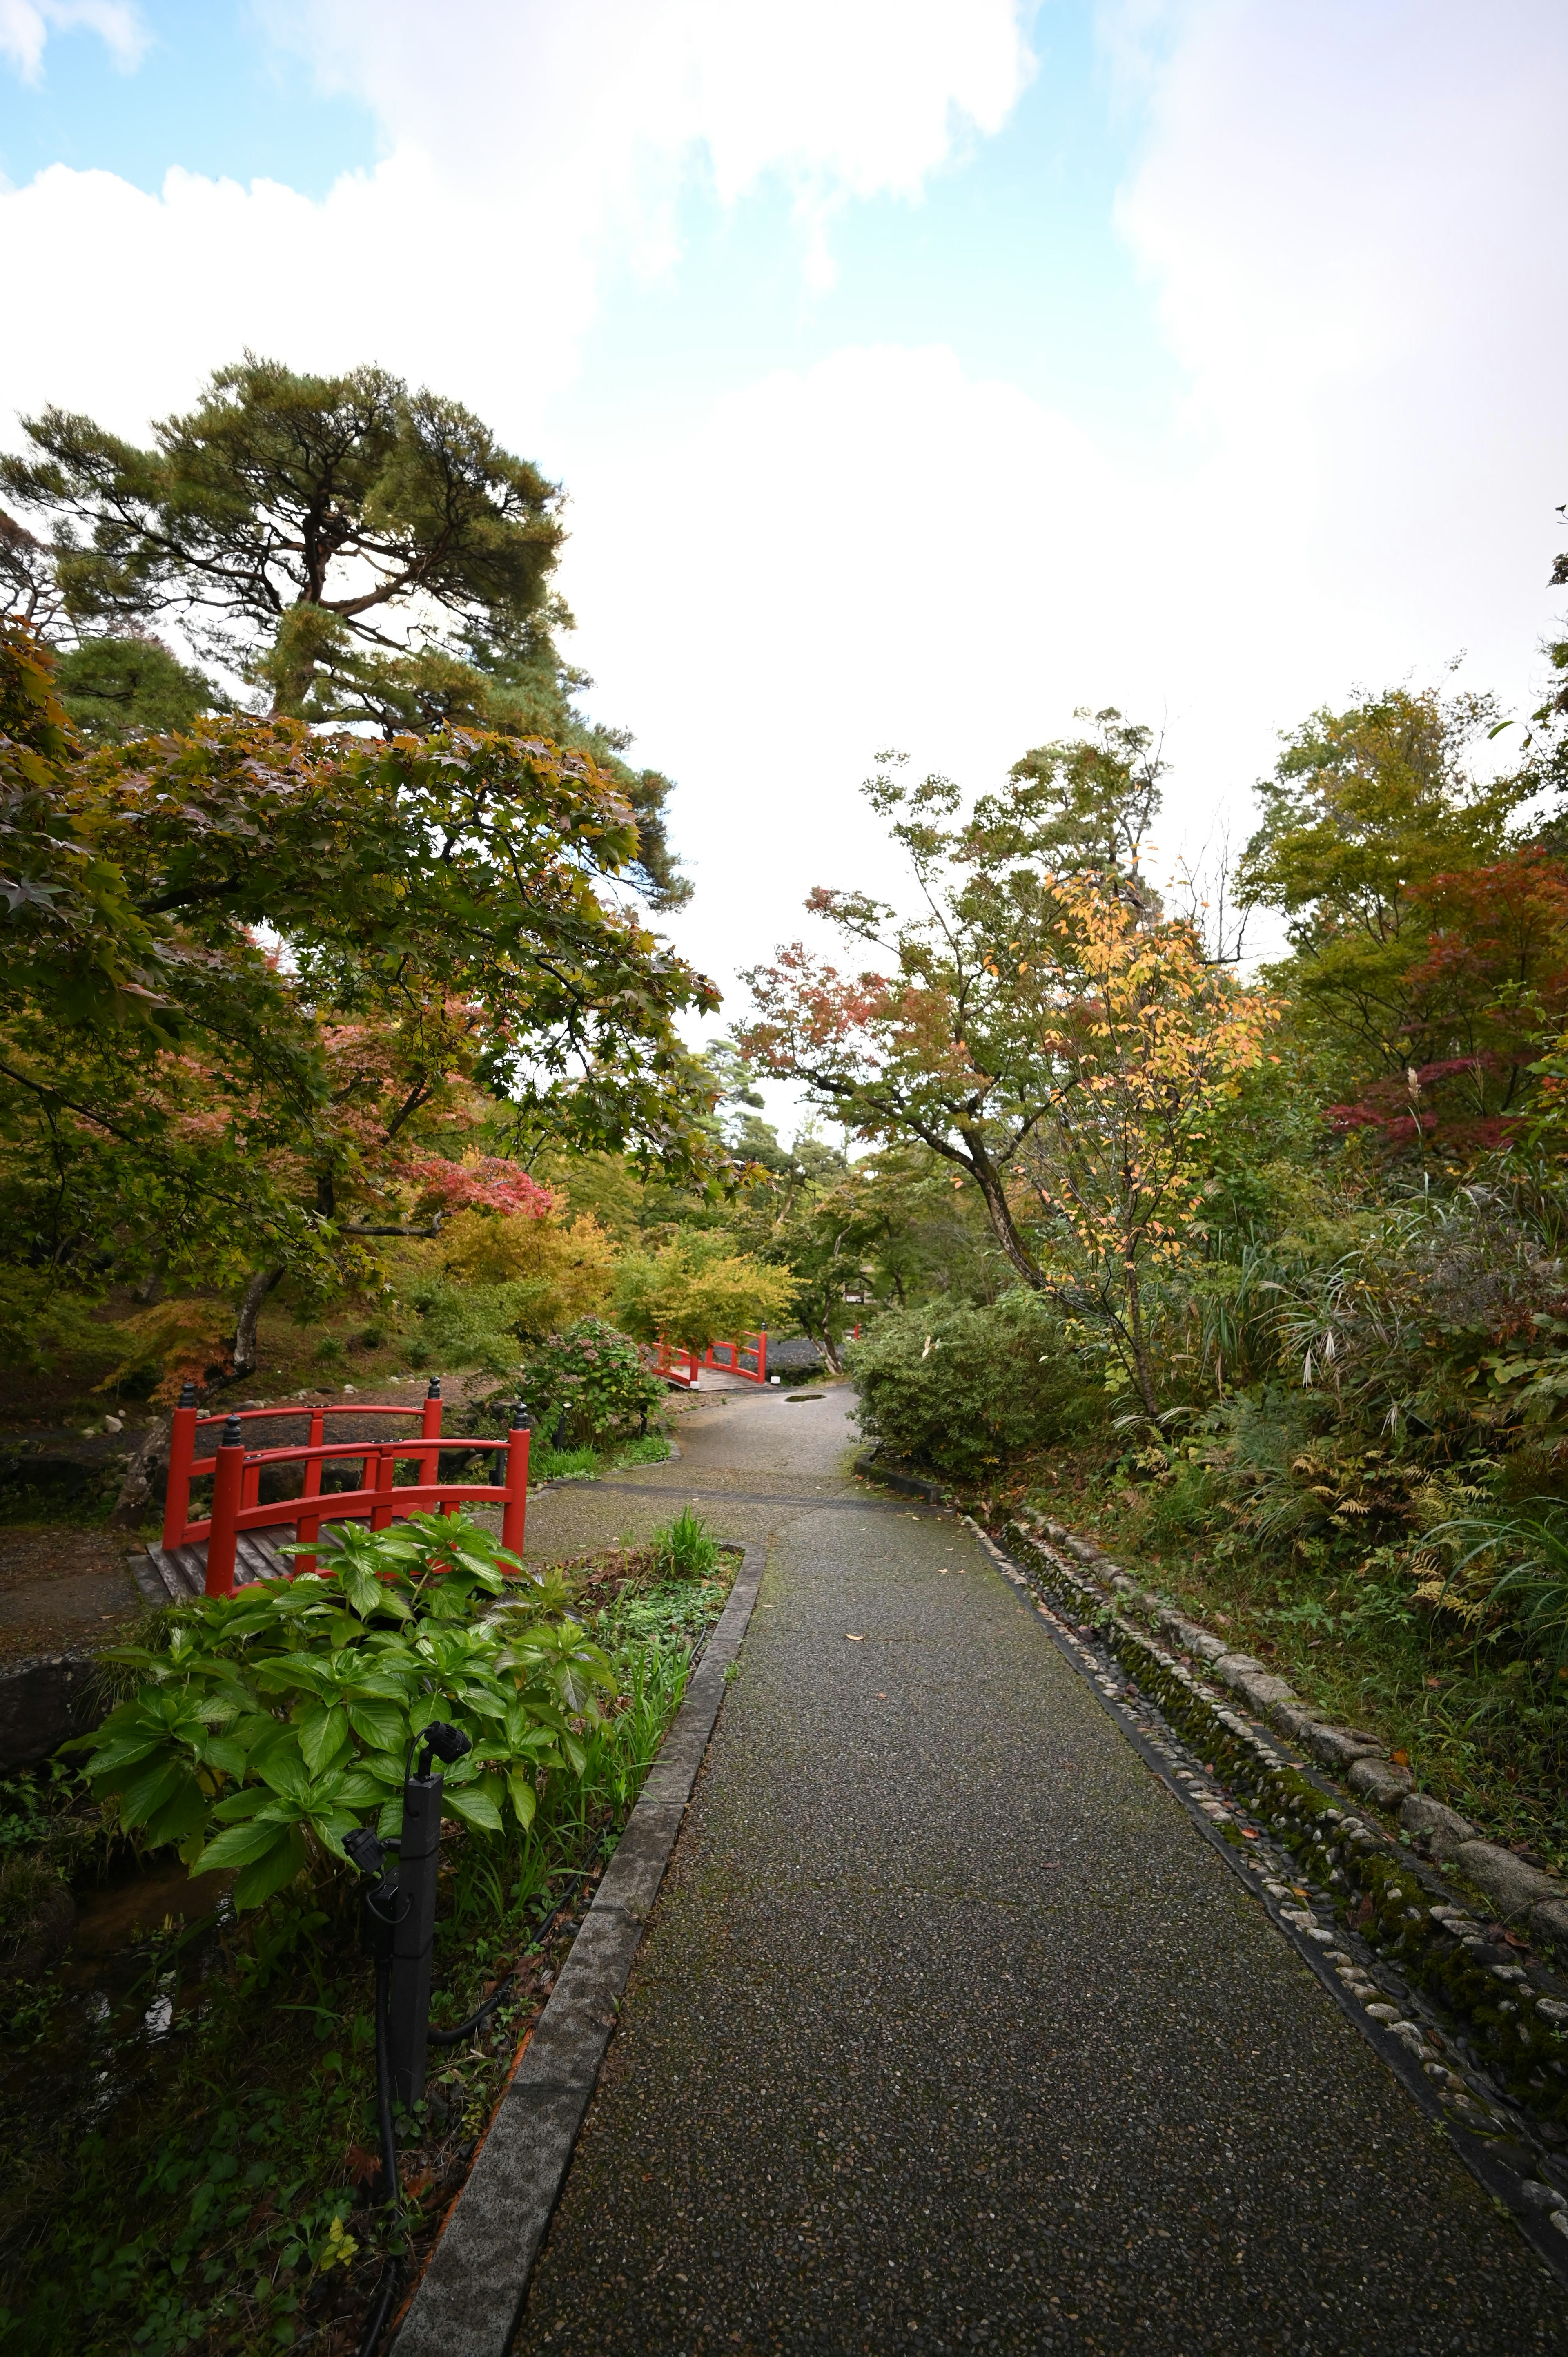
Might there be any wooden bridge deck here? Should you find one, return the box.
[133,1523,351,1604]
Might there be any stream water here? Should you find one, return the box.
[3,1853,233,2135]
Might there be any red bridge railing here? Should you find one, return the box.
[163,1378,530,1599]
[650,1331,768,1389]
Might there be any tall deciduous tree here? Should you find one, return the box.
[1238,686,1519,1067]
[739,726,1168,1288]
[1013,883,1274,1422]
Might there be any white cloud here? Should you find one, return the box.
[0,2,1033,431]
[0,0,145,80]
[1,0,1563,1081]
[1107,0,1568,676]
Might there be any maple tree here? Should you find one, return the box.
[739,728,1167,1290]
[1012,883,1274,1421]
[0,620,718,1374]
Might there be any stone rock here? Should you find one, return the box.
[1452,1840,1560,1919]
[1399,1793,1476,1859]
[1530,1901,1568,1956]
[1303,1723,1386,1771]
[1212,1648,1265,1681]
[1267,1698,1319,1743]
[0,1650,106,1772]
[1156,1610,1228,1661]
[1230,1669,1298,1713]
[1348,1757,1415,1808]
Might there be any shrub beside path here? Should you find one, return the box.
[481,1390,1567,2351]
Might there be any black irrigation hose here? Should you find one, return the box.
[355,1958,403,2357]
[425,1882,581,2047]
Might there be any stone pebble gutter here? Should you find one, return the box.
[391,1536,765,2357]
[967,1502,1568,2288]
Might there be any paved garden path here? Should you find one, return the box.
[511,1388,1566,2353]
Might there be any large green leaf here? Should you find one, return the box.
[112,1751,189,1829]
[441,1782,503,1833]
[233,1824,310,1911]
[346,1697,405,1751]
[196,1816,294,1873]
[251,1740,312,1807]
[142,1779,212,1849]
[298,1702,350,1777]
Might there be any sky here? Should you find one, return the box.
[2,0,1566,1133]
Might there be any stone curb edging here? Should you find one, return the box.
[964,1514,1568,2289]
[391,1537,766,2357]
[1020,1509,1568,1959]
[851,1451,950,1503]
[996,1514,1568,2137]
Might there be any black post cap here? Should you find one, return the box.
[178,1379,198,1408]
[220,1413,244,1447]
[426,1375,442,1398]
[510,1399,528,1429]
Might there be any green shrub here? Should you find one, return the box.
[848,1291,1101,1483]
[72,1513,612,1910]
[518,1318,666,1445]
[403,1273,537,1376]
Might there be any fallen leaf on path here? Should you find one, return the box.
[846,1633,865,1641]
[875,1692,886,1699]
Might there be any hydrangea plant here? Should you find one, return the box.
[518,1317,666,1447]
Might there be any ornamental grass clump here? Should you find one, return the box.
[73,1512,612,1910]
[652,1505,721,1581]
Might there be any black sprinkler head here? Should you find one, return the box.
[344,1825,386,1878]
[419,1721,472,1766]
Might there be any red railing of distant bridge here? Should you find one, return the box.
[650,1330,768,1388]
[162,1378,530,1599]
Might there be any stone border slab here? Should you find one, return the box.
[391,1538,766,2357]
[851,1451,950,1502]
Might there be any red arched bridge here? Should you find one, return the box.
[146,1378,529,1601]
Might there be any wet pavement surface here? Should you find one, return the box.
[507,1388,1567,2355]
[0,1527,145,1663]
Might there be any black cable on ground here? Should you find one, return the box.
[425,1881,581,2047]
[355,1956,403,2357]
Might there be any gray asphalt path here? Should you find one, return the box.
[512,1388,1566,2354]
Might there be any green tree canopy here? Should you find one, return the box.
[1,355,686,904]
[1239,684,1529,1084]
[0,620,719,1366]
[740,725,1173,1289]
[984,706,1166,910]
[52,633,220,744]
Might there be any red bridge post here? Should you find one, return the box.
[501,1404,530,1556]
[206,1416,244,1599]
[163,1382,199,1552]
[419,1376,443,1492]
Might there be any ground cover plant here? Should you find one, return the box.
[0,1509,735,2355]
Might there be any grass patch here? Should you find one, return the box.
[0,1526,734,2356]
[528,1431,672,1485]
